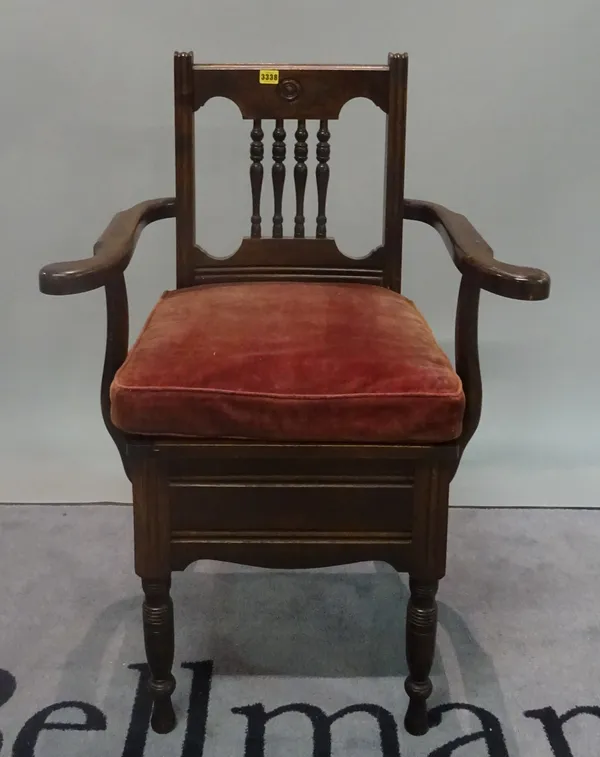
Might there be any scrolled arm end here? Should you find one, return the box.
[404,198,550,301]
[39,257,116,296]
[464,254,550,301]
[39,197,176,296]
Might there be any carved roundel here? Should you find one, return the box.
[278,78,302,102]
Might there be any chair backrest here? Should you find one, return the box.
[174,52,408,292]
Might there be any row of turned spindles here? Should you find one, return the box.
[250,119,331,239]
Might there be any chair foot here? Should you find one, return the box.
[404,577,438,736]
[142,578,176,735]
[404,684,431,735]
[151,695,176,734]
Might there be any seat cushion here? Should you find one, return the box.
[110,282,464,443]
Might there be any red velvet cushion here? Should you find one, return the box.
[110,282,464,443]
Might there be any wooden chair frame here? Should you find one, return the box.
[39,52,550,737]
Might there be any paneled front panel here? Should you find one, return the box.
[169,481,414,537]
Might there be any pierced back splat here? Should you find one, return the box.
[175,54,408,291]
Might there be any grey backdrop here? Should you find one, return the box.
[2,0,598,505]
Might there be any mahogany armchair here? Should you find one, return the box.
[39,52,550,736]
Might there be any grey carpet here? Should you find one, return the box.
[1,505,600,756]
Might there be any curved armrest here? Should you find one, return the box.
[404,199,550,301]
[39,197,176,295]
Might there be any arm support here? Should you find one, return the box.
[404,199,550,465]
[38,196,175,480]
[404,199,550,300]
[39,197,176,295]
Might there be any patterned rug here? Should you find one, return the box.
[1,504,599,756]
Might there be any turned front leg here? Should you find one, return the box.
[142,578,176,734]
[404,578,438,736]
